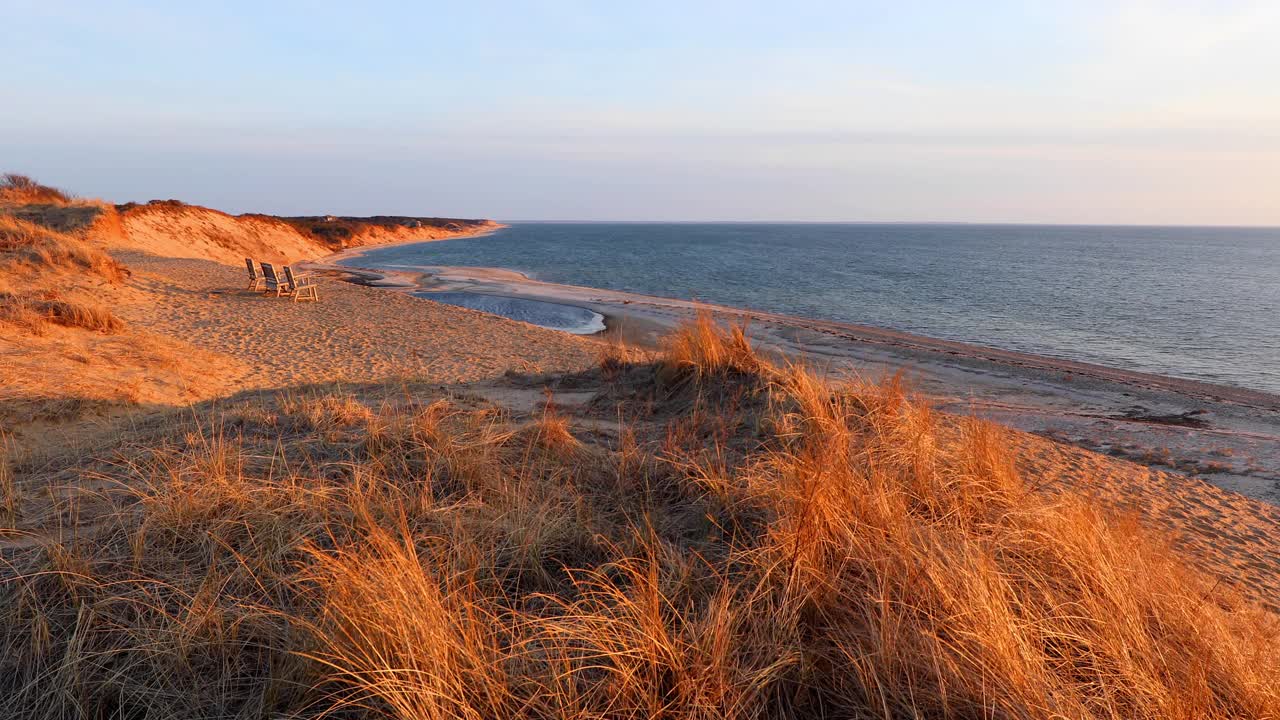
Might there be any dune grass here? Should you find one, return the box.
[0,214,126,283]
[0,213,127,335]
[0,291,125,334]
[0,316,1276,719]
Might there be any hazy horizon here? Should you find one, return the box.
[5,1,1279,225]
[497,220,1280,228]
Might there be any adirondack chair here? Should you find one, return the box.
[284,266,318,302]
[245,258,266,291]
[261,262,289,297]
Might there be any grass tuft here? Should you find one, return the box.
[528,392,581,453]
[0,433,15,528]
[0,291,125,333]
[299,521,513,720]
[660,311,766,384]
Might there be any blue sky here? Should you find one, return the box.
[4,1,1278,223]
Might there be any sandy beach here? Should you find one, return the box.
[113,251,597,390]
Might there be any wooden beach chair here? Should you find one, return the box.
[245,258,266,291]
[261,262,290,297]
[284,266,319,302]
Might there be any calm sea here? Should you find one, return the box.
[345,223,1280,395]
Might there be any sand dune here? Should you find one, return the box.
[113,201,502,265]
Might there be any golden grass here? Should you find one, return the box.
[598,333,652,381]
[0,214,126,283]
[0,433,14,528]
[300,522,512,720]
[661,311,764,382]
[526,392,581,454]
[0,318,1276,718]
[0,291,125,334]
[278,390,375,432]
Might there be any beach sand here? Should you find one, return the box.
[111,252,600,390]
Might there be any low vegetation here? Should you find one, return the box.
[0,174,72,205]
[0,214,127,335]
[0,317,1276,718]
[276,215,489,248]
[0,291,125,334]
[0,214,126,283]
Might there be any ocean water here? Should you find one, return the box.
[347,223,1280,395]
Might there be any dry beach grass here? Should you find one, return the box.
[0,317,1277,719]
[0,214,127,332]
[0,174,73,206]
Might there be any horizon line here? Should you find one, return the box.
[492,219,1280,230]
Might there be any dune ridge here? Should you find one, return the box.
[1,316,1277,719]
[113,200,502,265]
[2,175,499,268]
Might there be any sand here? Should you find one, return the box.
[111,252,599,391]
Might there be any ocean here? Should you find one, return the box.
[344,223,1280,395]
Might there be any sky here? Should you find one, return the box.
[4,1,1279,224]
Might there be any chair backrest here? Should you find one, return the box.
[245,258,258,278]
[262,262,281,286]
[283,266,298,291]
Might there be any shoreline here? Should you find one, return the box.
[310,240,1280,506]
[318,254,1280,410]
